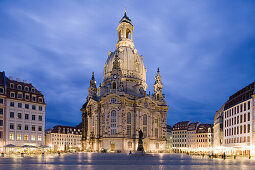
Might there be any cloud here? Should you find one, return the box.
[0,0,255,128]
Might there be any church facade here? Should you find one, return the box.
[81,12,168,152]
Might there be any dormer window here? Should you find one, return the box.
[25,94,30,100]
[17,92,23,99]
[25,86,29,92]
[38,97,43,103]
[10,83,14,89]
[17,84,22,90]
[10,92,15,98]
[31,88,35,93]
[32,95,36,102]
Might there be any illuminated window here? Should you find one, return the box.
[38,135,42,141]
[17,113,22,119]
[9,134,14,140]
[128,142,132,148]
[17,134,21,140]
[24,135,28,141]
[31,135,35,141]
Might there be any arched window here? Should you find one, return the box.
[143,114,147,137]
[118,31,122,41]
[17,85,22,90]
[156,94,159,100]
[126,28,131,39]
[127,112,131,124]
[111,110,117,135]
[112,82,116,89]
[143,114,147,125]
[111,110,116,123]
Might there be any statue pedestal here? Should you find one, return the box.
[134,151,145,155]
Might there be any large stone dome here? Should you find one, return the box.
[102,12,147,91]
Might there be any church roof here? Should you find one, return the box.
[120,11,132,25]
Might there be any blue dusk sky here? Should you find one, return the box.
[1,0,255,129]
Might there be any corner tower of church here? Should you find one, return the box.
[81,12,168,153]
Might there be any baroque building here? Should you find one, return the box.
[0,71,46,152]
[81,12,168,152]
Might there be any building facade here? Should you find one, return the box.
[45,125,82,151]
[81,12,168,153]
[0,72,6,152]
[195,124,213,150]
[223,82,255,156]
[187,122,200,148]
[172,121,190,152]
[0,72,46,152]
[213,105,224,148]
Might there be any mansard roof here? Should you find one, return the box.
[224,81,255,110]
[187,122,200,131]
[47,125,82,135]
[173,121,191,131]
[196,124,213,133]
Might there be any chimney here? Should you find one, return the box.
[16,78,20,82]
[23,80,27,83]
[9,76,13,80]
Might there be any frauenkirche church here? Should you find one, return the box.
[81,12,168,152]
